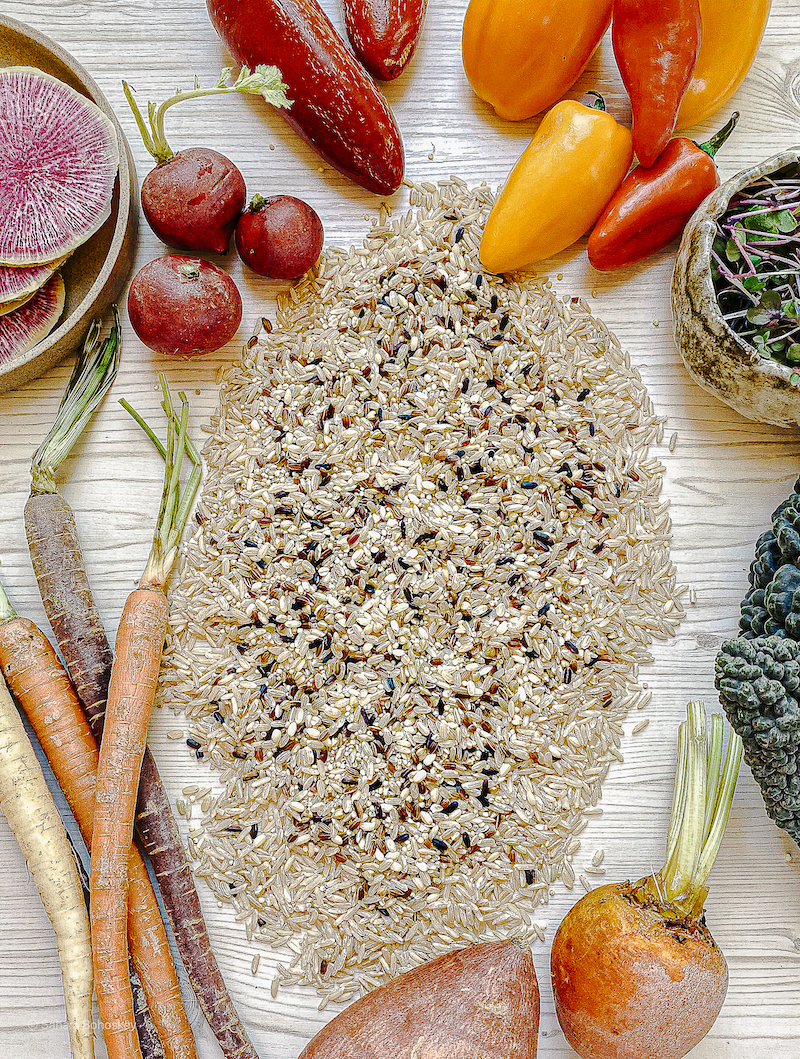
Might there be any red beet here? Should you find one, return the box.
[122,70,290,253]
[235,194,324,279]
[127,255,242,357]
[141,147,246,254]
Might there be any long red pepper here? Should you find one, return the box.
[612,0,702,168]
[587,112,738,272]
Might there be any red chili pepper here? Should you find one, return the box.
[587,112,738,272]
[612,0,702,168]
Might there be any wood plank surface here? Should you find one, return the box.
[2,0,800,1055]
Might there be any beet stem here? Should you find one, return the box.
[703,714,724,841]
[695,727,743,891]
[654,701,742,918]
[664,718,689,865]
[122,68,290,165]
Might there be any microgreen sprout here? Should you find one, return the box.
[712,161,800,372]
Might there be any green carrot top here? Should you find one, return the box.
[30,309,121,496]
[120,376,202,591]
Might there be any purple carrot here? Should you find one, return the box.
[25,315,260,1059]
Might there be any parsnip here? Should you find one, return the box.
[0,672,94,1059]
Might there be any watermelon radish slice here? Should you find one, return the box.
[0,272,66,364]
[0,67,119,266]
[0,257,68,316]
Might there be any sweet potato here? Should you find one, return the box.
[298,939,539,1059]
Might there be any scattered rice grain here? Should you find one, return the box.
[159,178,684,1002]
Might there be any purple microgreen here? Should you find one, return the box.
[713,161,800,370]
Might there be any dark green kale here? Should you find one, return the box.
[740,479,800,638]
[716,636,800,843]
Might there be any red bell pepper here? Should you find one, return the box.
[587,112,738,272]
[612,0,702,168]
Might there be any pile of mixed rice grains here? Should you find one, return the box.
[159,178,686,1004]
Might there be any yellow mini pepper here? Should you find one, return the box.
[675,0,772,130]
[479,97,634,274]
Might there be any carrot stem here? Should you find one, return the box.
[129,378,202,591]
[30,309,120,495]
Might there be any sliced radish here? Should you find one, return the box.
[0,257,68,316]
[0,272,66,364]
[0,67,119,266]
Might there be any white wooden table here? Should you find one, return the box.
[2,1,800,1055]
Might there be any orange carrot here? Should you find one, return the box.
[91,380,201,1059]
[27,323,259,1059]
[0,595,197,1059]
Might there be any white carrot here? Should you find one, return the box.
[0,671,94,1059]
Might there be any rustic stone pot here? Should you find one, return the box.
[672,148,800,428]
[0,14,138,394]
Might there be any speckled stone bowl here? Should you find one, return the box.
[0,14,138,393]
[672,148,800,428]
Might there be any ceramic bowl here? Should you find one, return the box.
[672,149,800,428]
[0,14,138,394]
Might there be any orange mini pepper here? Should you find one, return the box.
[461,0,612,122]
[676,0,772,129]
[480,97,634,273]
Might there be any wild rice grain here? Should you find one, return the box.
[158,178,684,1002]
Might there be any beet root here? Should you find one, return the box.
[141,147,246,254]
[235,194,324,280]
[127,255,242,357]
[298,939,539,1059]
[550,880,728,1059]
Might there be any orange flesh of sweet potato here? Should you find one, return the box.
[299,939,539,1059]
